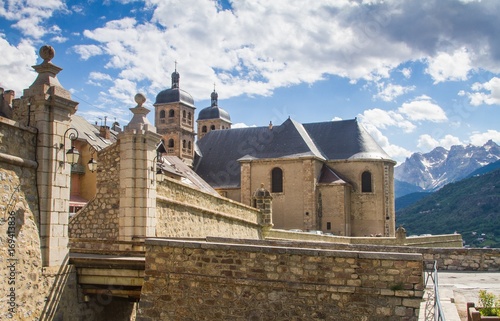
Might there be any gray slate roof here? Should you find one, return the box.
[194,118,392,188]
[71,115,116,150]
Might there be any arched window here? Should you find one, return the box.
[159,110,166,118]
[168,139,174,148]
[210,125,216,130]
[182,140,186,148]
[188,141,191,150]
[361,171,372,193]
[271,167,283,193]
[202,126,207,133]
[188,112,192,120]
[182,110,186,118]
[168,109,175,117]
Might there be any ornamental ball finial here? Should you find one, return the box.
[134,93,146,106]
[39,45,55,62]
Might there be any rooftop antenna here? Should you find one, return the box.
[104,116,107,127]
[98,117,103,126]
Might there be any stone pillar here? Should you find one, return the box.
[252,184,273,238]
[240,160,252,206]
[16,46,78,266]
[118,94,162,241]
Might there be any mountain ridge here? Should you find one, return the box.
[395,140,500,195]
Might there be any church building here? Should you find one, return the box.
[155,70,397,237]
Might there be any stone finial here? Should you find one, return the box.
[396,225,407,240]
[135,93,146,107]
[125,93,155,132]
[39,45,55,62]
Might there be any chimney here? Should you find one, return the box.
[268,121,273,130]
[4,90,15,106]
[99,126,111,139]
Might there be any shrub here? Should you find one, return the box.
[478,290,499,316]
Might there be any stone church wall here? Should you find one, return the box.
[155,178,262,239]
[137,238,424,321]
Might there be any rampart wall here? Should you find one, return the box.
[69,142,121,239]
[155,178,262,239]
[210,237,500,271]
[137,238,424,321]
[269,229,464,247]
[0,118,85,320]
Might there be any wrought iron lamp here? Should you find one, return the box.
[87,146,99,173]
[152,153,165,184]
[62,128,80,166]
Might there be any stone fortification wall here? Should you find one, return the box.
[0,118,95,320]
[269,229,463,247]
[138,238,423,321]
[69,142,121,239]
[217,237,500,271]
[156,178,262,239]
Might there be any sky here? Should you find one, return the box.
[1,0,499,164]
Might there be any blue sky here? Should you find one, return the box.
[1,0,499,163]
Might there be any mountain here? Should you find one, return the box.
[395,192,431,211]
[396,168,500,248]
[395,179,424,198]
[395,140,500,195]
[466,159,500,178]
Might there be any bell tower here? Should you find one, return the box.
[153,64,196,166]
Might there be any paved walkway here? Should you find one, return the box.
[419,272,500,321]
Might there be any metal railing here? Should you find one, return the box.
[424,260,446,321]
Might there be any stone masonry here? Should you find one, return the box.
[138,238,424,321]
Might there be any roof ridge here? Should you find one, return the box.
[287,118,325,160]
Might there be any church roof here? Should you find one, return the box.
[194,118,392,188]
[155,88,194,106]
[197,90,231,123]
[154,69,195,107]
[198,105,231,122]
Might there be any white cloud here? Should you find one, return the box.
[374,83,415,102]
[401,68,411,79]
[358,108,415,133]
[467,77,500,106]
[73,45,104,60]
[359,121,411,163]
[0,36,37,94]
[232,123,256,129]
[417,134,462,151]
[426,48,472,84]
[469,130,500,146]
[0,0,67,39]
[332,117,343,121]
[398,96,447,122]
[90,72,112,81]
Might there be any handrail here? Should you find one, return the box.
[424,260,446,321]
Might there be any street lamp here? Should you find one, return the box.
[62,128,80,166]
[152,154,165,184]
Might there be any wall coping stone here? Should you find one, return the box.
[145,237,423,261]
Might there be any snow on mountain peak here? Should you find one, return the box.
[395,141,500,191]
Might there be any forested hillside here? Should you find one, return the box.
[396,169,500,248]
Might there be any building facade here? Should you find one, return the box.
[151,71,396,237]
